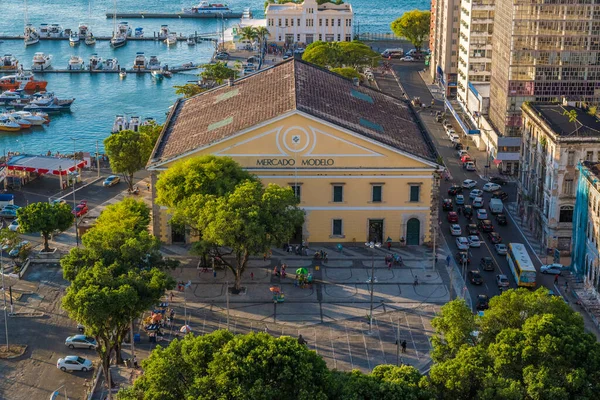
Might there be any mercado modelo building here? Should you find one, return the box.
[147,59,443,246]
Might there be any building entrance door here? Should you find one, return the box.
[368,219,384,243]
[406,218,420,245]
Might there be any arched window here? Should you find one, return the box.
[559,205,574,223]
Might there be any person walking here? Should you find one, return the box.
[387,241,392,251]
[250,272,254,280]
[413,276,419,286]
[146,182,150,191]
[401,340,407,353]
[554,274,559,285]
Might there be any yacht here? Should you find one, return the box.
[158,25,169,40]
[110,34,126,48]
[68,55,85,70]
[164,33,177,46]
[0,90,27,104]
[142,117,155,126]
[0,73,47,92]
[119,68,127,79]
[47,24,63,38]
[187,35,196,46]
[10,111,46,126]
[151,70,164,80]
[0,54,19,71]
[85,32,96,46]
[112,115,128,133]
[89,54,103,70]
[104,58,119,71]
[31,52,53,71]
[0,116,21,132]
[24,24,40,46]
[69,31,80,46]
[3,114,31,129]
[183,2,233,15]
[78,23,89,39]
[134,27,144,38]
[39,24,49,38]
[129,116,140,132]
[133,52,148,70]
[147,56,161,70]
[118,22,132,37]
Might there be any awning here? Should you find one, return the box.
[495,152,520,161]
[7,154,87,176]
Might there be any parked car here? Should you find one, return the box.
[0,209,17,219]
[477,208,488,220]
[465,162,476,171]
[455,194,465,205]
[487,232,502,244]
[468,270,484,285]
[466,223,479,235]
[495,243,508,255]
[56,356,93,372]
[448,185,463,195]
[476,294,490,310]
[496,274,510,287]
[467,235,481,247]
[480,257,494,271]
[8,220,19,232]
[2,205,20,211]
[450,134,460,143]
[456,251,471,264]
[103,175,120,187]
[447,211,459,223]
[541,263,567,275]
[492,190,509,201]
[400,56,415,61]
[463,205,474,218]
[450,224,462,236]
[8,240,29,257]
[472,197,484,208]
[496,213,507,225]
[294,48,305,54]
[456,236,470,250]
[489,176,507,185]
[462,179,477,189]
[470,189,484,199]
[215,52,229,60]
[72,200,88,217]
[443,198,454,211]
[458,150,469,158]
[454,142,464,150]
[65,335,97,350]
[460,155,473,164]
[483,182,501,192]
[478,219,494,232]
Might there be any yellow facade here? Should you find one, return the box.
[151,112,441,245]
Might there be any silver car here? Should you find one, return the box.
[65,335,97,350]
[540,264,566,275]
[495,243,508,255]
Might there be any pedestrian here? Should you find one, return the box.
[298,334,307,345]
[387,241,392,251]
[388,261,392,270]
[565,280,569,290]
[401,340,407,353]
[554,274,559,284]
[146,182,150,191]
[263,252,267,261]
[250,272,254,280]
[413,276,419,286]
[435,255,438,264]
[213,269,217,279]
[169,292,173,302]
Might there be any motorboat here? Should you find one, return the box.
[151,70,164,80]
[0,54,19,71]
[39,23,49,37]
[68,55,85,70]
[147,56,161,70]
[112,115,128,132]
[3,114,31,129]
[84,32,96,46]
[133,52,148,70]
[110,34,126,48]
[142,117,155,125]
[129,116,140,132]
[163,70,172,78]
[0,116,20,132]
[0,73,47,92]
[164,33,177,46]
[69,31,80,46]
[183,2,233,15]
[187,35,196,46]
[10,111,46,125]
[119,68,127,79]
[105,58,119,71]
[78,23,89,39]
[25,93,74,112]
[24,24,40,46]
[118,22,132,37]
[0,90,28,104]
[89,54,103,70]
[134,27,144,38]
[47,24,64,38]
[158,25,169,40]
[31,52,52,71]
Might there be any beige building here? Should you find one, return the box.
[265,0,354,45]
[429,0,460,97]
[147,59,443,245]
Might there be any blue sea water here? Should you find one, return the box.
[0,0,429,155]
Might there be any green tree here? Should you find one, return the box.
[16,201,74,252]
[255,26,270,50]
[302,41,343,68]
[430,298,477,362]
[201,62,239,85]
[330,67,361,80]
[338,41,380,69]
[390,10,431,51]
[238,26,258,43]
[173,83,206,98]
[104,124,162,190]
[118,331,330,400]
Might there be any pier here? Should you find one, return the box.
[0,65,200,74]
[104,12,244,19]
[0,34,218,43]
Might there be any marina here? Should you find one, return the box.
[0,34,218,43]
[104,12,244,19]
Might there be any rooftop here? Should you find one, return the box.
[149,59,437,167]
[525,103,600,138]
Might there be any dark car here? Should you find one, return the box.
[454,142,464,150]
[448,185,463,195]
[496,213,507,225]
[456,251,471,264]
[489,176,507,186]
[478,219,494,232]
[436,114,443,122]
[447,211,459,223]
[479,257,494,271]
[466,223,479,235]
[463,205,473,218]
[487,231,502,244]
[492,190,509,201]
[476,294,490,310]
[443,198,453,211]
[468,270,484,285]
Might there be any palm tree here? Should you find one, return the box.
[255,26,270,49]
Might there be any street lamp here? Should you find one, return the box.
[365,241,381,334]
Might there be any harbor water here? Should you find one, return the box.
[0,0,429,154]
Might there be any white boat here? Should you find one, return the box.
[69,32,80,46]
[183,2,233,15]
[105,58,119,71]
[118,22,132,37]
[158,25,169,40]
[147,56,161,70]
[187,35,196,46]
[134,27,144,38]
[112,115,128,133]
[68,55,84,70]
[78,23,89,39]
[10,111,46,126]
[119,68,126,79]
[110,0,127,48]
[143,117,155,125]
[47,24,63,38]
[0,117,21,132]
[89,54,103,70]
[85,33,96,46]
[39,24,49,38]
[164,33,177,46]
[4,113,32,129]
[24,24,40,46]
[0,54,19,71]
[129,116,140,132]
[133,52,147,70]
[0,90,27,104]
[151,70,164,80]
[31,52,53,71]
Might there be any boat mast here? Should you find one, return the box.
[112,0,117,38]
[24,0,28,29]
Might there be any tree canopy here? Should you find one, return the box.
[200,62,239,85]
[173,83,206,98]
[16,201,74,252]
[302,41,379,70]
[104,123,162,190]
[390,10,431,51]
[331,67,361,81]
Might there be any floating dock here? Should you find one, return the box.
[105,12,244,19]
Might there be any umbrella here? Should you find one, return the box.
[296,268,308,275]
[270,286,281,293]
[180,325,192,334]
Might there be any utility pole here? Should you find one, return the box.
[365,241,381,334]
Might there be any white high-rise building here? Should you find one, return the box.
[429,0,460,97]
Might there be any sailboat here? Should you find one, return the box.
[110,0,126,48]
[23,1,40,46]
[83,2,96,45]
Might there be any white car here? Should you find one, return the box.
[496,274,510,287]
[450,224,462,236]
[540,263,566,275]
[470,189,484,199]
[450,134,460,143]
[477,209,488,220]
[472,197,484,208]
[57,356,93,372]
[400,56,414,62]
[483,182,501,192]
[456,236,470,250]
[65,335,97,350]
[495,243,508,255]
[458,150,469,158]
[467,235,481,247]
[8,220,19,232]
[465,162,476,171]
[462,179,477,189]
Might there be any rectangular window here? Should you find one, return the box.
[297,34,300,41]
[587,151,594,161]
[319,18,322,27]
[332,219,343,236]
[345,34,351,41]
[319,34,322,41]
[298,18,300,26]
[563,179,573,195]
[333,185,344,202]
[348,19,351,26]
[278,18,282,27]
[290,18,294,27]
[372,185,382,202]
[290,185,301,200]
[331,18,335,26]
[285,18,288,27]
[338,19,341,27]
[410,185,420,202]
[567,151,575,166]
[325,18,328,27]
[337,34,341,41]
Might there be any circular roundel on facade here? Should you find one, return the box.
[282,127,310,153]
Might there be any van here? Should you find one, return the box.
[489,198,504,214]
[450,134,460,142]
[381,48,403,58]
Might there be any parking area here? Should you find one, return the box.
[0,264,93,400]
